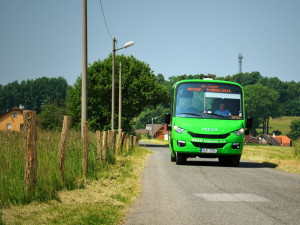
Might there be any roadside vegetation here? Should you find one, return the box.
[0,130,151,225]
[242,140,300,174]
[256,116,300,136]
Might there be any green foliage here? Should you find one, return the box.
[272,130,282,135]
[0,130,104,208]
[0,77,68,114]
[228,71,262,86]
[67,55,168,132]
[39,98,69,131]
[244,84,283,135]
[294,139,300,158]
[134,105,169,129]
[287,120,300,140]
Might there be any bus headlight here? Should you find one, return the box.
[234,128,244,136]
[174,125,185,134]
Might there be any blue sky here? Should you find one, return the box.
[1,0,299,86]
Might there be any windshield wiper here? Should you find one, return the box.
[180,112,202,117]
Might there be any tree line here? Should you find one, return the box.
[1,55,299,139]
[0,77,68,115]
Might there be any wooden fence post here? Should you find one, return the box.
[120,131,126,153]
[116,129,122,154]
[58,116,71,181]
[96,130,102,162]
[133,136,137,148]
[111,130,116,154]
[130,135,134,150]
[23,110,38,193]
[102,131,108,162]
[82,121,88,176]
[126,135,129,153]
[107,130,112,149]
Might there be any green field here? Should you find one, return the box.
[0,130,151,225]
[257,116,300,135]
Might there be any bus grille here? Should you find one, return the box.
[192,142,226,148]
[188,131,229,139]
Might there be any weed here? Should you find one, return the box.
[294,139,300,158]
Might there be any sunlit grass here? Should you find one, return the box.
[256,116,300,135]
[1,147,151,225]
[0,130,151,224]
[140,138,168,145]
[242,141,300,174]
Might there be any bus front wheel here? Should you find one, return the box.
[176,153,186,165]
[171,153,176,162]
[219,155,241,167]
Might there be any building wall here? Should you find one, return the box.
[0,110,24,132]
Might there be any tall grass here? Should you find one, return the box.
[0,129,113,209]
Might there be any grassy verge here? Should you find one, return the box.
[0,130,151,224]
[242,141,300,174]
[140,138,168,145]
[1,146,151,225]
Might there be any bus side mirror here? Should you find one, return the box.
[246,117,253,129]
[165,112,171,125]
[245,117,253,135]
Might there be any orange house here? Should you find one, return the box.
[0,107,24,132]
[273,136,292,147]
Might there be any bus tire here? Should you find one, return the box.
[176,153,186,165]
[219,155,240,167]
[171,153,176,162]
[229,155,241,167]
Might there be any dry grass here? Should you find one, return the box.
[1,148,151,225]
[140,138,168,145]
[242,144,300,174]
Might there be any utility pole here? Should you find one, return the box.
[81,0,88,137]
[112,37,116,130]
[118,63,122,130]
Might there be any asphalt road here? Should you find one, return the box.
[124,143,300,225]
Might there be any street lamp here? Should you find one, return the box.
[112,37,135,130]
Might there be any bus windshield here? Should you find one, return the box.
[175,82,243,120]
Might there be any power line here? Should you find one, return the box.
[99,0,113,40]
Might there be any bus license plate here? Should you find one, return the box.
[201,148,217,153]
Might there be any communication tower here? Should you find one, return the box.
[238,53,243,73]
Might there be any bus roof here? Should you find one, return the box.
[173,79,243,89]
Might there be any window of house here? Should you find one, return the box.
[13,113,17,118]
[6,123,12,130]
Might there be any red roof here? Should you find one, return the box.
[269,135,291,146]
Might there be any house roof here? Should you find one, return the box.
[260,134,281,146]
[135,129,149,134]
[145,124,164,133]
[0,107,24,118]
[272,135,291,146]
[245,134,259,143]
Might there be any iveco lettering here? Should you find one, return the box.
[165,79,253,166]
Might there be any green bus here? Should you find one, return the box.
[165,79,252,167]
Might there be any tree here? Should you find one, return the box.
[244,84,283,136]
[287,120,300,140]
[66,54,169,133]
[135,105,169,129]
[0,77,68,114]
[39,98,68,131]
[226,71,262,86]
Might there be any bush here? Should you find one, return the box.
[287,119,300,140]
[272,130,282,135]
[294,139,300,158]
